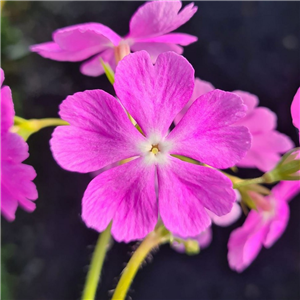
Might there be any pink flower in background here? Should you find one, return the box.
[227,180,300,273]
[1,69,38,221]
[291,88,300,140]
[175,78,294,172]
[50,51,251,242]
[30,1,197,77]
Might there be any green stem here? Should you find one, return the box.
[233,177,265,188]
[112,229,170,300]
[82,224,112,300]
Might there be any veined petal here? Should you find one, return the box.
[130,42,183,63]
[82,158,157,242]
[232,90,259,114]
[128,1,197,39]
[51,90,145,173]
[114,51,194,137]
[157,157,235,237]
[80,48,116,77]
[1,85,14,134]
[53,22,121,50]
[168,90,251,169]
[209,202,242,227]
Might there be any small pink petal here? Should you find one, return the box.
[291,87,300,131]
[128,1,197,39]
[272,180,300,203]
[80,48,116,77]
[130,42,183,63]
[168,89,251,169]
[82,158,157,242]
[232,90,259,114]
[114,51,194,137]
[157,157,235,237]
[209,202,242,227]
[50,90,145,173]
[1,86,14,134]
[0,68,4,87]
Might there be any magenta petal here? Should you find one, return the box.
[263,199,289,248]
[134,33,198,46]
[237,107,277,133]
[128,1,197,39]
[53,23,121,49]
[209,202,242,227]
[82,158,157,242]
[174,77,215,124]
[168,90,251,169]
[227,211,267,272]
[273,180,300,203]
[50,90,145,173]
[80,48,116,77]
[232,90,259,114]
[291,88,300,134]
[130,42,183,63]
[1,86,14,134]
[157,157,235,237]
[30,42,104,62]
[0,68,4,86]
[114,51,194,137]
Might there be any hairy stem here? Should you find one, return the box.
[112,228,170,300]
[82,224,112,300]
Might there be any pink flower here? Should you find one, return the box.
[50,51,251,242]
[227,180,300,273]
[30,1,198,77]
[175,78,294,172]
[291,88,300,140]
[1,69,38,221]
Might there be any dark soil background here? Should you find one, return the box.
[1,1,300,300]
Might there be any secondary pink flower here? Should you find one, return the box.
[1,69,38,221]
[291,88,300,140]
[30,1,197,77]
[175,78,294,172]
[227,180,300,273]
[50,51,251,242]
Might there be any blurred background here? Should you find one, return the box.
[1,1,300,299]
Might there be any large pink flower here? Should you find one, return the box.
[175,78,294,172]
[1,69,38,221]
[227,180,300,273]
[50,51,251,242]
[30,1,197,77]
[291,88,300,140]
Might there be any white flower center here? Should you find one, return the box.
[138,134,172,165]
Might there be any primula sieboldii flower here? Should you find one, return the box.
[1,69,38,221]
[227,180,300,273]
[30,1,197,77]
[291,88,300,140]
[50,51,251,242]
[175,78,294,172]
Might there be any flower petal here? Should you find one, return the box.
[50,90,145,173]
[209,202,242,227]
[237,107,277,133]
[168,90,251,169]
[232,90,259,114]
[174,77,215,124]
[157,157,235,237]
[114,51,194,137]
[130,42,183,63]
[128,1,197,39]
[82,158,157,242]
[80,48,116,77]
[272,180,300,203]
[291,87,300,131]
[2,132,29,163]
[0,68,4,86]
[1,85,14,134]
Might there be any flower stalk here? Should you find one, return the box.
[82,223,112,300]
[111,226,171,300]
